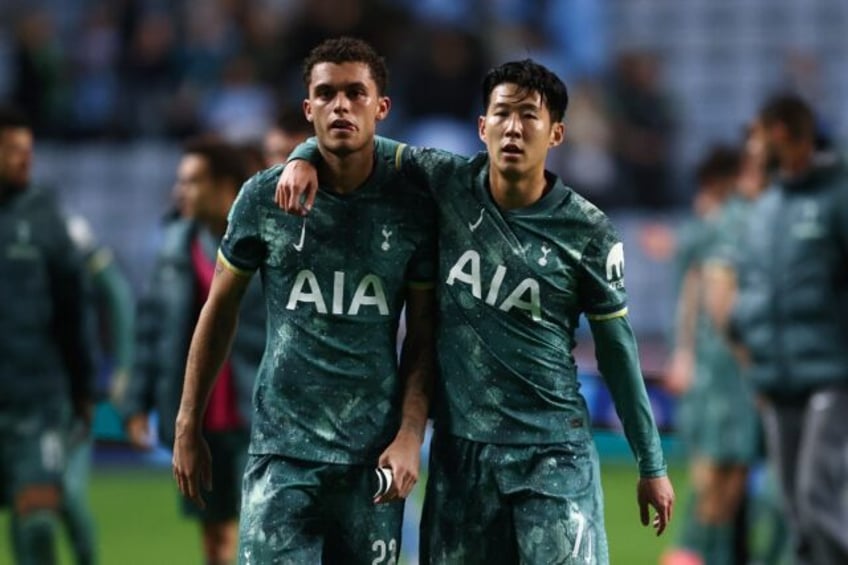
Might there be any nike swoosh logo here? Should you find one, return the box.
[293,220,306,251]
[469,209,485,232]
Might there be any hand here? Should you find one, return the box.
[663,348,694,396]
[172,422,212,510]
[125,413,153,450]
[109,369,130,406]
[374,429,422,504]
[637,476,675,536]
[275,160,319,216]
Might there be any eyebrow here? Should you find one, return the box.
[313,81,369,92]
[491,101,542,111]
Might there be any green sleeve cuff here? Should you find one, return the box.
[589,315,667,477]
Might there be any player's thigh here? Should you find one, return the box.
[691,457,748,523]
[237,454,323,564]
[9,401,68,515]
[421,434,517,565]
[511,444,608,565]
[323,465,404,565]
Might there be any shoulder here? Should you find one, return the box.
[157,218,196,259]
[560,182,616,235]
[399,143,476,175]
[229,166,280,215]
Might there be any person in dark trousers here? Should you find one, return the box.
[731,95,848,565]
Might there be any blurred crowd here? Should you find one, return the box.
[2,0,681,209]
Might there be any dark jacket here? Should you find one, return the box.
[733,155,848,397]
[122,219,265,446]
[0,188,94,408]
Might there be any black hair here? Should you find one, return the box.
[0,105,30,132]
[695,145,741,186]
[274,105,312,135]
[182,136,249,189]
[759,94,815,141]
[482,59,569,123]
[302,37,389,96]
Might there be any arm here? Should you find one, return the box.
[275,136,462,214]
[664,265,700,395]
[589,316,675,535]
[88,249,136,403]
[50,216,96,424]
[172,259,251,509]
[376,286,437,503]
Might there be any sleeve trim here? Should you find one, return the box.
[395,143,407,171]
[217,249,255,278]
[586,306,628,321]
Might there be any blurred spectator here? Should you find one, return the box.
[201,55,275,143]
[607,51,676,210]
[69,3,123,138]
[121,10,180,137]
[400,24,486,123]
[11,10,68,136]
[549,79,615,208]
[262,104,312,167]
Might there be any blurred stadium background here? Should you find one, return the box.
[2,0,846,562]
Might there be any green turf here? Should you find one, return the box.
[0,464,687,564]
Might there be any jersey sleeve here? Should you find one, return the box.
[405,210,437,289]
[219,171,271,276]
[578,222,629,320]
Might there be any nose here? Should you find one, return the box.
[331,92,350,114]
[504,113,522,137]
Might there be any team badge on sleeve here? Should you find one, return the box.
[605,242,625,289]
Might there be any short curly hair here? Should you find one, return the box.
[302,37,389,96]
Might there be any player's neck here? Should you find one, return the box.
[317,144,375,194]
[488,168,548,210]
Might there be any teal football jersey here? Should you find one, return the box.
[398,144,629,444]
[220,145,436,464]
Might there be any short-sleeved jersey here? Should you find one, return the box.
[398,144,628,444]
[220,144,437,464]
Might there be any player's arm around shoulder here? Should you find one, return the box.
[173,256,252,509]
[376,284,437,504]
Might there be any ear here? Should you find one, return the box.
[375,96,391,122]
[303,98,313,123]
[478,116,487,143]
[549,122,565,148]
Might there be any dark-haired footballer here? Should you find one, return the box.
[172,37,438,565]
[280,58,674,564]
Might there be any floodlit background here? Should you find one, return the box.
[1,0,844,563]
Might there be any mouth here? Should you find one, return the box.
[501,144,523,157]
[329,119,355,132]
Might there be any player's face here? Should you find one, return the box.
[479,84,564,181]
[263,127,309,167]
[0,127,34,189]
[304,62,389,157]
[176,154,219,222]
